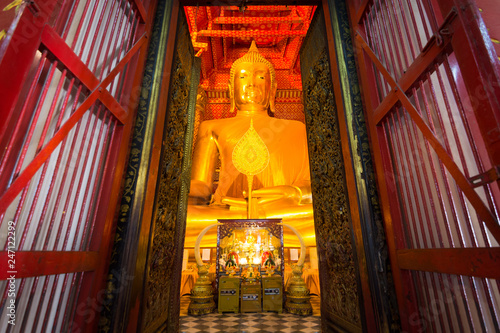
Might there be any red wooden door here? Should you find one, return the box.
[0,0,155,331]
[349,0,500,331]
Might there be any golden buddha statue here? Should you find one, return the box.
[187,41,314,247]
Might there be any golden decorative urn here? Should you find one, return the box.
[285,264,312,315]
[187,264,215,315]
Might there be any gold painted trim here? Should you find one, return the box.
[328,1,364,185]
[132,1,173,213]
[128,0,174,315]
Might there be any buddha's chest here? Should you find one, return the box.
[215,122,291,158]
[216,132,289,162]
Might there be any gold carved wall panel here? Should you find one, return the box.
[141,9,200,332]
[300,7,362,332]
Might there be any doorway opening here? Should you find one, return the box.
[180,4,322,320]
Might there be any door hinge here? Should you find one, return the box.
[422,7,457,53]
[469,166,500,187]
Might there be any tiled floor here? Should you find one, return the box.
[180,296,321,333]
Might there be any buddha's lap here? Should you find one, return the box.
[185,203,315,247]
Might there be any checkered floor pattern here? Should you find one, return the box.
[180,312,321,333]
[180,296,321,333]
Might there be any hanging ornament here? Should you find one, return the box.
[232,119,270,218]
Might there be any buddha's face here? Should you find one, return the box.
[231,62,273,112]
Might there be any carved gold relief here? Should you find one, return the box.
[142,37,193,330]
[303,47,361,327]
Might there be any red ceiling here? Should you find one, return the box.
[184,6,316,91]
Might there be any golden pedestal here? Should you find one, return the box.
[188,265,215,315]
[218,276,240,313]
[262,275,283,313]
[285,265,312,316]
[241,281,262,313]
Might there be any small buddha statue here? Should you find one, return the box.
[187,41,314,244]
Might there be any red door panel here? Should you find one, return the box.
[0,0,154,331]
[349,0,500,331]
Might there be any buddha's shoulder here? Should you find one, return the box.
[282,118,305,126]
[200,117,237,125]
[276,118,306,130]
[198,118,232,130]
[199,116,306,132]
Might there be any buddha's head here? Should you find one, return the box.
[229,41,277,113]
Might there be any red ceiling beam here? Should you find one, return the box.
[181,2,321,7]
[196,29,307,38]
[225,6,296,10]
[214,16,303,24]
